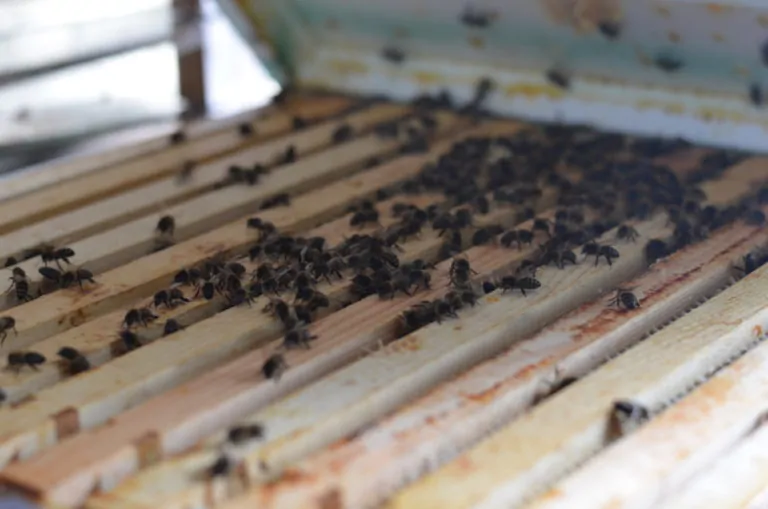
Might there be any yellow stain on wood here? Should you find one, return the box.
[503,83,565,100]
[328,60,369,75]
[697,107,747,124]
[712,33,725,43]
[468,36,485,49]
[412,72,442,85]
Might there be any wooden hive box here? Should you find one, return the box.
[0,90,767,509]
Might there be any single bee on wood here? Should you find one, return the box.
[228,423,265,444]
[654,54,684,73]
[119,330,143,352]
[597,20,621,39]
[262,353,288,381]
[459,5,495,27]
[381,46,406,64]
[609,287,640,310]
[610,399,650,437]
[163,319,184,336]
[6,268,31,302]
[616,224,639,242]
[238,122,254,137]
[281,328,317,350]
[169,130,186,144]
[208,455,231,477]
[7,351,45,372]
[545,69,571,90]
[0,316,17,345]
[57,347,90,375]
[156,215,176,237]
[332,123,354,144]
[122,307,159,329]
[41,247,75,269]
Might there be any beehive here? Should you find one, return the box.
[0,90,767,509]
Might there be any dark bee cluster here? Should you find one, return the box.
[3,244,97,302]
[108,105,765,391]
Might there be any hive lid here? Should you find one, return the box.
[221,0,768,152]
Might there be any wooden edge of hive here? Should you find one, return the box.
[0,102,409,270]
[0,96,354,235]
[653,420,768,509]
[386,214,768,508]
[526,316,768,509]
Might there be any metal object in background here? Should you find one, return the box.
[230,0,768,152]
[0,0,279,175]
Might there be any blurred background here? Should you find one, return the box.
[0,0,279,173]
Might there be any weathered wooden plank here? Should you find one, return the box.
[104,213,670,509]
[0,104,406,266]
[525,321,768,509]
[0,193,442,406]
[0,204,561,508]
[0,121,520,472]
[212,200,768,509]
[0,113,461,348]
[0,96,353,234]
[386,187,768,508]
[653,423,768,509]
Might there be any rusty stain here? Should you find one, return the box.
[52,407,79,440]
[468,36,485,49]
[486,295,500,303]
[706,3,731,14]
[754,325,763,338]
[68,308,88,328]
[503,83,564,100]
[712,33,725,43]
[462,380,506,404]
[668,31,681,43]
[453,325,463,331]
[455,455,475,472]
[134,431,162,468]
[537,487,564,501]
[317,487,342,509]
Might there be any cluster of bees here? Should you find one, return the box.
[4,245,96,305]
[192,99,768,479]
[1,245,98,377]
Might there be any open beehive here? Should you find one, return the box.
[0,90,767,509]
